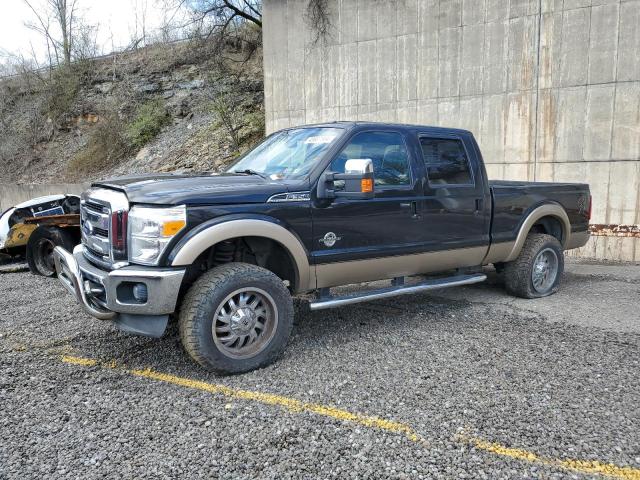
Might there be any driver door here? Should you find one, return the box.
[310,129,425,287]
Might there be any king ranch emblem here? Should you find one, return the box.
[320,232,341,247]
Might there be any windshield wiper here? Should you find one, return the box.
[233,169,268,179]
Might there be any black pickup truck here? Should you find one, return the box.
[53,122,591,374]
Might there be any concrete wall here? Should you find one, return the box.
[263,0,640,262]
[0,184,89,213]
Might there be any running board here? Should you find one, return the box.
[309,273,486,311]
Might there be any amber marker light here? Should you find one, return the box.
[361,178,373,193]
[162,219,186,236]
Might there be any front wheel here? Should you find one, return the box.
[503,233,564,299]
[179,263,294,374]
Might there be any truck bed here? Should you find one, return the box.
[489,180,590,246]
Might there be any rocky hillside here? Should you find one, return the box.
[0,39,264,184]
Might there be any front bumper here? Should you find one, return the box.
[53,244,186,321]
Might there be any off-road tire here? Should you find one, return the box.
[503,233,564,299]
[26,226,77,277]
[179,262,294,374]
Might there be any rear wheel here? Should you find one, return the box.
[503,233,564,298]
[179,263,294,374]
[26,226,77,277]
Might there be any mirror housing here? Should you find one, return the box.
[317,158,375,200]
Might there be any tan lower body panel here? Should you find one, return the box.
[315,246,488,289]
[565,230,589,250]
[483,231,589,266]
[482,241,516,265]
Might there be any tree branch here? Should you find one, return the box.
[221,0,262,27]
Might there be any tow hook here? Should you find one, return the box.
[84,280,105,297]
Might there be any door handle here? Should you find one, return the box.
[475,198,484,213]
[401,201,420,219]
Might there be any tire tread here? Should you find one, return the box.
[178,262,293,374]
[503,233,564,299]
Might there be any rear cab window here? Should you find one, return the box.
[418,137,473,186]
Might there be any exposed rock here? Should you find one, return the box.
[95,82,114,94]
[135,146,151,161]
[177,79,205,90]
[136,82,161,93]
[166,96,190,118]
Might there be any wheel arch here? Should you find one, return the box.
[168,217,312,293]
[503,204,571,262]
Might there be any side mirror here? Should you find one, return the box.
[317,158,375,200]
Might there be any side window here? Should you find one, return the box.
[330,131,411,187]
[419,137,473,186]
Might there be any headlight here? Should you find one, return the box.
[128,205,186,265]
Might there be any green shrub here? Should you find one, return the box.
[68,98,170,177]
[208,93,265,154]
[125,99,170,149]
[45,65,82,122]
[242,110,265,146]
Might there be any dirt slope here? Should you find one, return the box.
[0,40,264,184]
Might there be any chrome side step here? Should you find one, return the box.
[309,273,486,311]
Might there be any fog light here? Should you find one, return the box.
[132,283,148,303]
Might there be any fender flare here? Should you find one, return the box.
[503,203,571,262]
[168,217,312,292]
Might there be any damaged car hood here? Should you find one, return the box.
[93,173,301,206]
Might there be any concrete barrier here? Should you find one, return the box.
[0,183,89,212]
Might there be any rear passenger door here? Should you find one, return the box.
[417,133,491,260]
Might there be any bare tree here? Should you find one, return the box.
[23,0,79,65]
[132,0,149,49]
[23,2,58,66]
[149,0,192,43]
[211,93,244,151]
[192,0,262,29]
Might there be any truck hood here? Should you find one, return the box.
[93,173,301,205]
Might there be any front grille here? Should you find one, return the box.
[80,188,129,269]
[84,201,108,214]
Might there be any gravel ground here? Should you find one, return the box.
[0,262,639,479]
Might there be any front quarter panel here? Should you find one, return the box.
[164,203,314,292]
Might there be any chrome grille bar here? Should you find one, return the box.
[80,187,129,269]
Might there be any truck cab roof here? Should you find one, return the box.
[289,121,473,137]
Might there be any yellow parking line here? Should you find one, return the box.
[61,355,419,441]
[61,355,97,367]
[61,355,640,480]
[129,367,421,442]
[462,437,640,480]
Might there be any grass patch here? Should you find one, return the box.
[67,113,131,177]
[125,98,171,149]
[68,98,170,177]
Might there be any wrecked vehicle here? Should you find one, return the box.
[0,194,81,276]
[53,122,591,374]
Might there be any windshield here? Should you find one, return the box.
[228,127,343,180]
